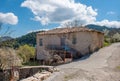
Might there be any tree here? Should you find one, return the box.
[0,23,14,43]
[16,32,37,47]
[0,48,22,70]
[0,39,17,48]
[103,29,109,37]
[112,33,120,42]
[0,24,22,70]
[17,45,35,63]
[62,20,83,28]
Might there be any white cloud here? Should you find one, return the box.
[94,20,120,28]
[107,11,115,15]
[0,12,18,25]
[21,0,97,25]
[21,0,120,28]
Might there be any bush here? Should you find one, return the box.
[0,48,22,70]
[111,33,120,43]
[104,42,111,47]
[17,44,35,63]
[23,61,40,66]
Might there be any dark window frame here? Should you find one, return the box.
[39,39,43,46]
[72,36,77,44]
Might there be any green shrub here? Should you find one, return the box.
[104,42,111,47]
[17,44,35,63]
[23,61,40,66]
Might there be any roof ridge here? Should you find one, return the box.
[38,27,104,35]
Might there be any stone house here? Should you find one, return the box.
[36,27,104,63]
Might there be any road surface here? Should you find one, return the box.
[45,43,120,81]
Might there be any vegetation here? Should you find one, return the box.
[111,33,120,42]
[0,48,22,70]
[103,42,111,47]
[0,31,44,49]
[16,32,37,47]
[23,61,40,66]
[104,32,120,44]
[116,66,120,70]
[103,28,120,47]
[0,24,22,70]
[0,39,18,48]
[17,44,35,63]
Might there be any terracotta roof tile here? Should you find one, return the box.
[38,27,103,35]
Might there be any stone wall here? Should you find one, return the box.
[0,66,53,81]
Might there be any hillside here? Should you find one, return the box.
[16,32,37,47]
[0,36,13,42]
[86,24,110,31]
[86,24,120,36]
[0,31,44,48]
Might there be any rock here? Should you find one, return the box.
[52,54,64,65]
[20,71,51,81]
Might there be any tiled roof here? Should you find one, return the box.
[38,27,104,35]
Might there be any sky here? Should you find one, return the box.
[0,0,120,38]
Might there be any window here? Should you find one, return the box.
[61,37,66,46]
[39,39,43,46]
[72,37,76,44]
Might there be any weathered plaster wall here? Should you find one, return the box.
[36,31,104,60]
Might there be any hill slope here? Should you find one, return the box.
[0,31,44,48]
[86,24,120,36]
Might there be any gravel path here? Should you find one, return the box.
[44,43,120,81]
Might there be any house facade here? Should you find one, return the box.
[36,27,104,62]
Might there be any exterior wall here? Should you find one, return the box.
[36,31,104,60]
[74,32,93,55]
[36,34,61,60]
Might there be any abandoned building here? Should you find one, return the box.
[36,27,104,63]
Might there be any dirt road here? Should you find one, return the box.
[45,43,120,81]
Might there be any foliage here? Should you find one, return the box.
[16,32,37,47]
[103,42,111,47]
[87,24,120,36]
[23,61,40,66]
[62,20,82,28]
[104,35,111,47]
[0,31,44,49]
[0,39,19,48]
[103,29,109,37]
[17,44,35,63]
[0,48,22,70]
[111,33,120,42]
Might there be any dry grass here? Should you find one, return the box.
[0,47,22,70]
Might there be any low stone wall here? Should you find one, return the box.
[19,66,53,80]
[0,70,11,81]
[0,66,53,81]
[20,72,51,81]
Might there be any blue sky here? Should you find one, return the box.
[0,0,120,37]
